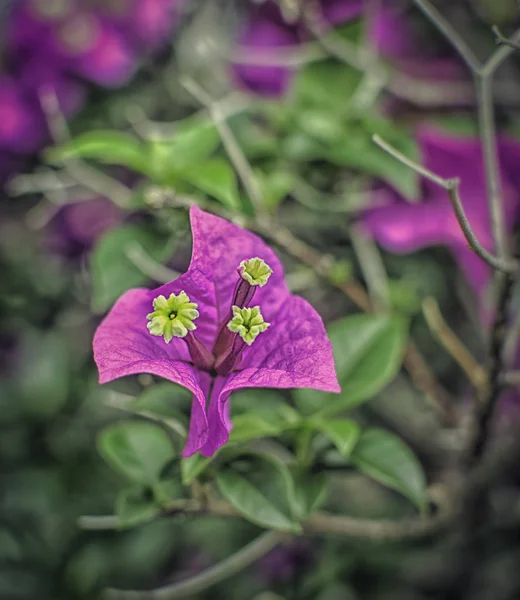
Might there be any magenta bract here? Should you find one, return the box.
[94,206,340,456]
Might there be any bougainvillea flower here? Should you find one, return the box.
[361,125,520,295]
[94,206,339,456]
[233,0,363,96]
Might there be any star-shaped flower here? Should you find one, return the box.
[94,206,339,456]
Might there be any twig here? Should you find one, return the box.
[104,531,283,600]
[422,297,487,393]
[467,273,514,464]
[125,242,181,284]
[402,341,458,426]
[372,134,519,274]
[413,0,481,73]
[501,371,520,387]
[412,0,520,460]
[350,224,391,312]
[79,494,452,541]
[303,1,477,108]
[39,87,132,209]
[180,77,265,216]
[492,25,520,52]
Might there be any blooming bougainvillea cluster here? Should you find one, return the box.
[0,0,185,179]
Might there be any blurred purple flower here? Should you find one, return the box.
[260,539,314,584]
[48,197,121,259]
[104,0,184,52]
[0,0,185,178]
[368,3,465,83]
[0,76,47,153]
[233,0,363,96]
[361,126,520,295]
[93,206,339,456]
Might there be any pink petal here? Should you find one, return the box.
[188,205,290,335]
[93,287,209,453]
[199,295,340,457]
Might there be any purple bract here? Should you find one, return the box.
[232,0,363,96]
[93,206,339,456]
[361,125,520,297]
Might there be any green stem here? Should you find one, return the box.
[103,531,282,600]
[296,428,314,468]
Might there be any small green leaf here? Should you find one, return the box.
[216,471,301,533]
[116,487,160,529]
[294,314,408,416]
[46,131,146,173]
[312,418,360,457]
[327,117,420,200]
[97,421,175,485]
[145,117,219,181]
[351,428,427,511]
[180,158,241,210]
[292,61,362,113]
[256,169,296,211]
[289,471,328,520]
[181,454,211,486]
[90,223,172,313]
[132,383,192,420]
[229,414,289,443]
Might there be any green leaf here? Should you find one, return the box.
[90,223,172,313]
[180,158,241,210]
[145,117,219,181]
[19,331,69,419]
[312,418,360,458]
[216,471,301,533]
[294,314,408,416]
[289,471,328,520]
[351,428,427,511]
[181,454,212,486]
[292,61,362,113]
[256,169,296,211]
[132,383,192,421]
[327,116,420,200]
[116,487,160,528]
[46,131,147,173]
[229,414,293,444]
[97,421,175,485]
[228,391,300,444]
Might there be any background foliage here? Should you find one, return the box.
[3,1,520,599]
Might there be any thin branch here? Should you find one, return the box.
[422,297,488,393]
[372,134,519,274]
[477,31,520,259]
[402,341,458,426]
[124,242,181,284]
[492,25,520,52]
[80,494,452,542]
[412,0,481,73]
[104,531,283,600]
[39,87,132,209]
[180,77,265,216]
[501,371,520,387]
[467,273,514,464]
[350,224,391,312]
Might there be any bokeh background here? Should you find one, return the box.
[3,1,520,599]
